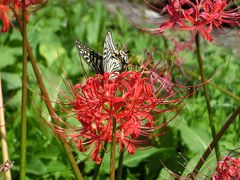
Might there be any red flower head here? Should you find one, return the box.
[212,156,240,179]
[142,0,240,42]
[0,3,11,32]
[51,56,195,163]
[0,0,45,32]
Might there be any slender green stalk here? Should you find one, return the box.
[92,143,108,180]
[116,150,124,180]
[0,77,12,179]
[26,43,83,180]
[195,33,220,161]
[13,11,83,180]
[20,1,28,179]
[188,106,240,178]
[110,118,117,180]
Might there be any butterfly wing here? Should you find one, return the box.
[75,40,104,74]
[102,31,120,73]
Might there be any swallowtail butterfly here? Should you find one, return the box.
[75,31,129,77]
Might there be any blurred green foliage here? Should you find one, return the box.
[0,0,239,179]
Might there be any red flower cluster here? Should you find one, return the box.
[212,156,240,179]
[52,60,194,163]
[0,0,44,32]
[144,0,240,41]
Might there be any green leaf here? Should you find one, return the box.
[26,158,47,175]
[0,46,21,69]
[177,121,211,154]
[9,30,22,41]
[45,160,69,173]
[181,153,215,178]
[123,148,169,167]
[157,168,173,180]
[87,2,105,45]
[6,89,21,107]
[39,42,66,67]
[36,145,61,160]
[1,72,21,90]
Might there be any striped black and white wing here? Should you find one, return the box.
[103,31,118,73]
[75,40,104,74]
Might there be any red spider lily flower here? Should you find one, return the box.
[143,0,240,42]
[50,56,196,163]
[212,156,240,179]
[0,0,45,32]
[0,4,11,32]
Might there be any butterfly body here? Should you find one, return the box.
[76,31,128,76]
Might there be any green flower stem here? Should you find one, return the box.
[189,106,240,178]
[110,118,117,180]
[116,149,124,180]
[27,50,84,180]
[0,78,12,180]
[92,142,108,180]
[195,33,220,161]
[183,68,240,101]
[13,11,83,180]
[20,1,27,179]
